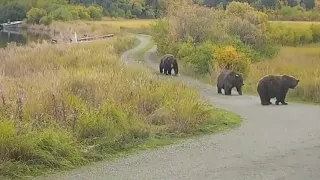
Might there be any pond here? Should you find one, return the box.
[0,30,51,48]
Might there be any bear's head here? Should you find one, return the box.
[234,73,244,87]
[282,75,300,89]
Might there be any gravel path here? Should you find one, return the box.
[36,34,320,180]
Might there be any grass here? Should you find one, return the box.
[270,20,320,25]
[0,32,242,179]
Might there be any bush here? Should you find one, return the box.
[151,19,179,55]
[212,45,251,76]
[0,2,27,24]
[265,6,320,21]
[151,2,278,77]
[310,24,320,42]
[87,5,104,20]
[51,6,73,21]
[39,15,53,25]
[178,38,214,75]
[26,8,47,24]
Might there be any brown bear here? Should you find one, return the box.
[257,74,300,105]
[159,54,179,76]
[217,70,244,95]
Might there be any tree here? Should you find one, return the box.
[0,2,27,23]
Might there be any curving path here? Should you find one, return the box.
[36,34,320,180]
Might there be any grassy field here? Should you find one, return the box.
[0,23,242,179]
[270,20,320,25]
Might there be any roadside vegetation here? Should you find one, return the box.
[0,32,241,179]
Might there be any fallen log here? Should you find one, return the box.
[77,34,115,42]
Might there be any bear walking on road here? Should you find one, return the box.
[257,74,300,106]
[159,54,179,76]
[217,70,244,95]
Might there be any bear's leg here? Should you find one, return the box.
[168,68,172,75]
[224,86,232,95]
[276,90,288,105]
[217,86,222,94]
[258,89,271,105]
[236,86,242,95]
[164,68,169,75]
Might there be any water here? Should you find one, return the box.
[0,30,51,48]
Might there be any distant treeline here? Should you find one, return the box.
[0,0,319,24]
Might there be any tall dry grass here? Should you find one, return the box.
[0,34,240,179]
[244,45,320,103]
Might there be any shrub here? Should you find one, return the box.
[151,19,179,55]
[39,15,53,25]
[178,38,214,75]
[0,2,27,24]
[26,8,47,24]
[51,6,73,21]
[151,2,278,77]
[266,6,320,21]
[87,5,104,20]
[75,5,91,20]
[212,45,251,76]
[310,24,320,42]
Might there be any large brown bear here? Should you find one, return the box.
[159,54,179,76]
[257,75,300,105]
[217,70,244,95]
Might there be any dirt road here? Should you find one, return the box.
[36,34,320,180]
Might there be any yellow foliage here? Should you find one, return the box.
[212,45,251,76]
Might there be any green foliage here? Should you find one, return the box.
[310,24,320,42]
[26,7,47,24]
[39,15,53,25]
[151,19,179,55]
[0,2,27,23]
[87,5,103,20]
[51,6,73,21]
[1,0,320,23]
[178,38,214,74]
[265,6,320,21]
[151,2,278,77]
